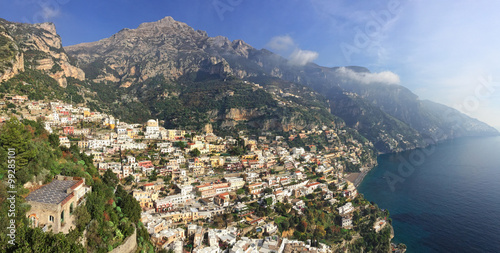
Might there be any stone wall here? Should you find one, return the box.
[25,200,78,234]
[110,227,137,253]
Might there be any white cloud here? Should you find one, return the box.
[335,67,400,85]
[266,35,295,51]
[289,49,319,66]
[266,35,319,66]
[41,4,60,20]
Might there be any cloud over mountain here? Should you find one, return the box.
[335,66,400,85]
[266,35,318,66]
[289,49,319,66]
[266,35,295,51]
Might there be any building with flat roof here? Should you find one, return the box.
[25,175,91,233]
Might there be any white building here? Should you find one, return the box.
[338,202,353,216]
[342,216,352,228]
[145,119,160,139]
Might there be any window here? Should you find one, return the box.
[29,215,38,227]
[70,203,74,215]
[49,215,54,222]
[60,211,64,223]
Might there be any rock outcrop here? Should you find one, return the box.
[0,18,84,87]
[0,24,24,82]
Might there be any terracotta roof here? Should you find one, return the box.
[218,193,230,198]
[249,182,263,187]
[70,179,84,190]
[306,182,320,187]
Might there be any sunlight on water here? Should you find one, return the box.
[359,137,500,253]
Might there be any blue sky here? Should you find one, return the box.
[1,0,499,129]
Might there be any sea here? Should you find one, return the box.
[358,136,500,252]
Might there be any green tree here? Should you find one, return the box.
[279,220,290,232]
[103,168,119,188]
[297,220,308,233]
[10,227,85,252]
[148,170,158,182]
[0,117,37,184]
[262,188,273,194]
[116,185,141,223]
[189,148,201,157]
[125,175,135,185]
[0,118,35,165]
[174,141,186,149]
[265,197,273,206]
[73,205,91,231]
[229,146,244,156]
[315,225,326,238]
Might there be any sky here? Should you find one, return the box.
[1,0,499,129]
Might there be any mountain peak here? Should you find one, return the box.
[35,22,57,34]
[137,16,188,30]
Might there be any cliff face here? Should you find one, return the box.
[0,19,84,87]
[216,107,327,132]
[65,17,227,84]
[0,24,24,82]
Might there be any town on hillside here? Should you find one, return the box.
[0,95,406,253]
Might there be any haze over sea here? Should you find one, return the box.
[359,136,500,252]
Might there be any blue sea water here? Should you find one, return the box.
[358,136,500,252]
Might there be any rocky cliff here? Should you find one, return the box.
[0,23,24,82]
[0,19,84,87]
[65,17,227,84]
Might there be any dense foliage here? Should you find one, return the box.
[0,29,18,75]
[0,118,148,252]
[0,69,85,105]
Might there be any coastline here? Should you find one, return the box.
[354,169,369,187]
[346,167,371,188]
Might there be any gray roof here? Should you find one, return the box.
[26,180,78,204]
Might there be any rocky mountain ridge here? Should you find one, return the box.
[65,17,232,86]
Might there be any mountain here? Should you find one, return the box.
[62,17,350,134]
[0,16,497,153]
[0,17,342,135]
[64,17,261,86]
[64,16,498,152]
